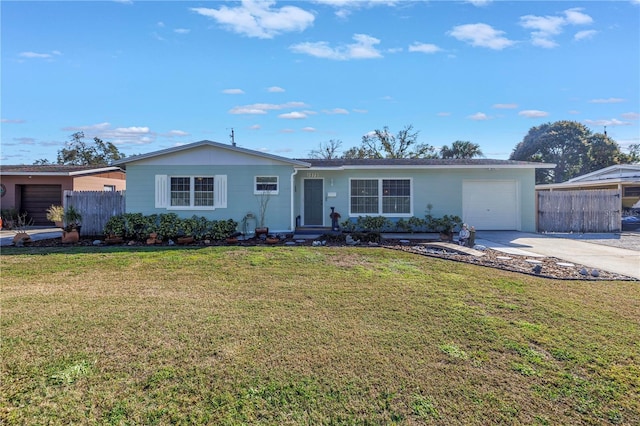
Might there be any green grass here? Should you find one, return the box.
[1,245,639,424]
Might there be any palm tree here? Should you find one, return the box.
[440,140,484,159]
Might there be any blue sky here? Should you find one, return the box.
[2,0,639,165]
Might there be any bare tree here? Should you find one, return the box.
[343,125,437,159]
[308,139,343,159]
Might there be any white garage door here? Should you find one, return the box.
[463,180,519,230]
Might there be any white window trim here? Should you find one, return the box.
[254,176,279,195]
[155,174,227,210]
[349,177,413,217]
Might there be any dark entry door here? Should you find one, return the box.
[303,179,323,226]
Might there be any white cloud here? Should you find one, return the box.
[468,112,491,120]
[167,130,189,137]
[314,1,399,19]
[466,0,492,6]
[520,8,594,48]
[62,122,154,145]
[229,101,308,115]
[408,42,442,54]
[568,110,580,115]
[448,23,515,50]
[574,30,597,41]
[324,108,349,115]
[353,108,368,114]
[590,97,625,104]
[279,111,308,119]
[249,124,261,130]
[267,86,285,93]
[1,118,25,123]
[174,28,190,34]
[621,112,640,120]
[19,51,61,59]
[584,118,631,127]
[280,128,295,134]
[493,103,518,109]
[437,112,451,117]
[302,127,316,132]
[290,33,382,60]
[222,88,245,95]
[519,110,549,118]
[190,1,314,39]
[564,8,593,25]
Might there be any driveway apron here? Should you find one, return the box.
[477,231,640,280]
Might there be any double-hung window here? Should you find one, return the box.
[255,176,278,194]
[350,178,412,215]
[155,174,227,209]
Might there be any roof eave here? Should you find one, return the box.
[114,140,311,167]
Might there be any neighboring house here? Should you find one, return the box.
[0,165,126,225]
[115,140,553,232]
[536,164,640,214]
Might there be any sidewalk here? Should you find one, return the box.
[0,227,62,247]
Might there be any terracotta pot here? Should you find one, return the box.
[177,236,194,245]
[255,227,269,236]
[62,230,79,244]
[439,232,453,242]
[265,237,279,244]
[13,232,32,245]
[226,237,239,244]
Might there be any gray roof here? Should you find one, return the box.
[114,140,311,167]
[295,158,555,169]
[0,165,123,175]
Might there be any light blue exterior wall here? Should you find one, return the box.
[125,163,297,232]
[293,167,537,231]
[120,142,540,233]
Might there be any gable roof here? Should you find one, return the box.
[114,140,311,167]
[0,164,123,176]
[536,164,640,190]
[566,164,640,183]
[296,158,556,169]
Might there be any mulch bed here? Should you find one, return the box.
[15,236,638,281]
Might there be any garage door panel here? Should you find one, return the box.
[21,185,62,225]
[463,181,518,230]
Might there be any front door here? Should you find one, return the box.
[303,179,324,226]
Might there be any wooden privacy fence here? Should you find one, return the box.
[64,190,125,236]
[537,189,621,233]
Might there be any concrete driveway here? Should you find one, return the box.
[476,231,640,280]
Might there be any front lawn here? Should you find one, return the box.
[1,246,638,424]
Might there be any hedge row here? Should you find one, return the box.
[104,213,237,241]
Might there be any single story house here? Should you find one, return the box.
[0,165,126,225]
[536,164,640,214]
[114,140,553,233]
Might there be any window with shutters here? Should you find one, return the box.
[156,175,226,210]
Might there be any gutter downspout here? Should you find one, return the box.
[290,168,299,232]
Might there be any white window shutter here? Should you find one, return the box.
[155,175,168,208]
[215,175,227,208]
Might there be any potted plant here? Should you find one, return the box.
[255,191,271,236]
[46,205,64,228]
[11,212,33,245]
[62,205,82,243]
[428,214,462,242]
